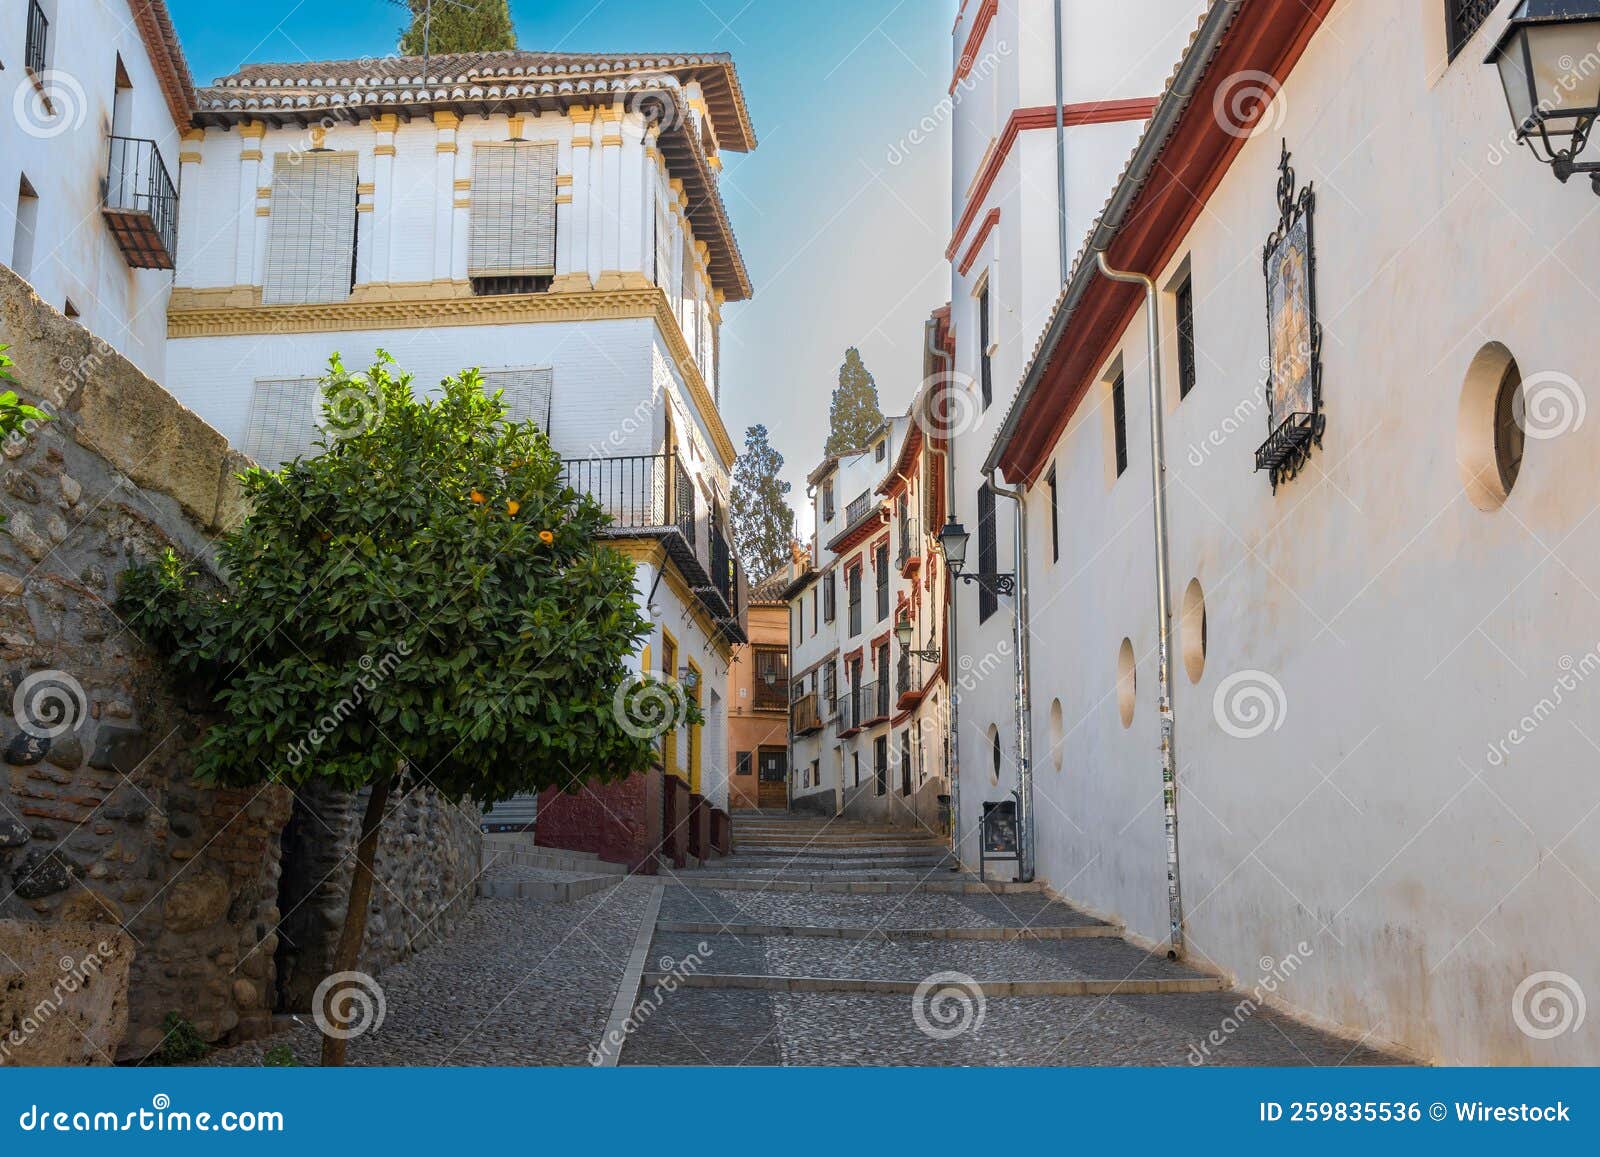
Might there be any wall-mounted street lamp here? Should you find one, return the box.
[1487,0,1600,195]
[895,614,941,663]
[937,517,1015,597]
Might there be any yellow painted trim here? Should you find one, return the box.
[555,174,573,188]
[166,285,736,466]
[374,144,396,157]
[507,114,525,139]
[600,106,623,123]
[182,127,206,143]
[687,656,703,794]
[256,186,271,198]
[179,152,202,165]
[660,628,679,775]
[708,153,723,172]
[571,137,592,149]
[357,203,374,213]
[453,198,470,209]
[570,106,597,124]
[255,207,270,217]
[601,133,623,148]
[452,178,471,191]
[437,142,458,154]
[240,149,263,162]
[433,110,460,129]
[554,193,573,205]
[357,182,375,195]
[239,121,267,139]
[372,114,399,133]
[641,643,651,673]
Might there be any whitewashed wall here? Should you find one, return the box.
[0,0,182,379]
[1016,0,1600,1064]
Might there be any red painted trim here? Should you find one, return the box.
[844,647,864,667]
[870,631,892,660]
[999,1,1336,482]
[949,0,999,94]
[946,98,1160,262]
[958,208,1002,276]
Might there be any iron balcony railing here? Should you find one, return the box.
[853,681,877,729]
[896,650,911,696]
[562,453,695,546]
[876,676,890,720]
[103,137,179,269]
[25,0,47,74]
[898,513,915,567]
[709,520,734,609]
[844,490,874,527]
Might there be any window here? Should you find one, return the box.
[736,751,753,776]
[875,440,886,462]
[1176,277,1197,400]
[12,175,39,280]
[822,660,836,706]
[811,587,818,637]
[1181,578,1207,685]
[875,542,889,621]
[822,481,835,521]
[481,367,554,433]
[853,752,861,787]
[977,483,997,623]
[654,195,674,290]
[1446,0,1498,61]
[263,152,359,305]
[847,565,862,636]
[468,141,557,294]
[823,571,836,622]
[810,759,819,789]
[989,724,1002,785]
[1458,342,1529,512]
[874,642,890,718]
[243,377,320,467]
[1046,464,1059,563]
[25,0,48,74]
[899,735,911,796]
[753,646,788,709]
[979,282,993,409]
[874,735,888,796]
[1111,372,1129,478]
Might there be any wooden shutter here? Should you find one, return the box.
[262,153,358,305]
[482,367,555,433]
[654,197,674,290]
[469,142,557,277]
[243,377,320,467]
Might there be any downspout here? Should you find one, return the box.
[1095,251,1184,957]
[988,471,1034,883]
[925,321,962,867]
[1053,0,1069,283]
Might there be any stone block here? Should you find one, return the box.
[0,920,132,1066]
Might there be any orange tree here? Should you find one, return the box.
[120,353,676,1064]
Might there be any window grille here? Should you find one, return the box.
[482,366,555,433]
[243,377,321,467]
[263,153,359,305]
[1446,0,1498,61]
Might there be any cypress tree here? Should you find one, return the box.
[400,0,517,56]
[824,347,886,457]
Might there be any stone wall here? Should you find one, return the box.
[0,265,479,1060]
[0,920,133,1065]
[275,782,481,1011]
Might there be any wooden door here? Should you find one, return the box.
[758,748,788,808]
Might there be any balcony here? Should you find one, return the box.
[25,0,47,75]
[561,452,745,642]
[898,516,921,574]
[103,137,178,270]
[791,693,822,736]
[844,490,874,526]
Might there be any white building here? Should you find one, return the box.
[156,51,759,810]
[0,0,192,379]
[787,325,952,828]
[966,0,1600,1064]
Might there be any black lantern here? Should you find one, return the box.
[937,517,970,574]
[1487,0,1600,194]
[896,614,940,663]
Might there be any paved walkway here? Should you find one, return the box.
[617,814,1404,1067]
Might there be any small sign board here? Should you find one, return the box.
[980,799,1020,881]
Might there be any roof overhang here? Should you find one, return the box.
[985,0,1336,484]
[131,1,197,128]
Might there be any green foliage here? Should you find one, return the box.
[118,353,660,805]
[154,1013,210,1064]
[730,425,796,582]
[400,0,516,55]
[261,1043,299,1067]
[0,344,53,525]
[824,347,885,457]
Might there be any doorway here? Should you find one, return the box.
[757,746,788,809]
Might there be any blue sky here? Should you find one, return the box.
[166,0,956,514]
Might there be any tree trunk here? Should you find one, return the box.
[320,774,393,1067]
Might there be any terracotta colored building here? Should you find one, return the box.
[726,567,794,810]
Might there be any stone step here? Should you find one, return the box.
[655,920,1126,941]
[477,865,621,903]
[659,875,1043,895]
[640,972,1225,997]
[483,846,628,876]
[727,846,952,858]
[658,886,1105,931]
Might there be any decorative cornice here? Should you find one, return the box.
[166,284,737,466]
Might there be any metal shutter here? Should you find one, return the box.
[243,377,321,467]
[482,367,554,434]
[262,153,358,305]
[654,197,674,290]
[469,142,557,277]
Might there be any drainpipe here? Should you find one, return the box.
[988,471,1034,884]
[1053,0,1069,283]
[1095,251,1184,957]
[925,322,962,867]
